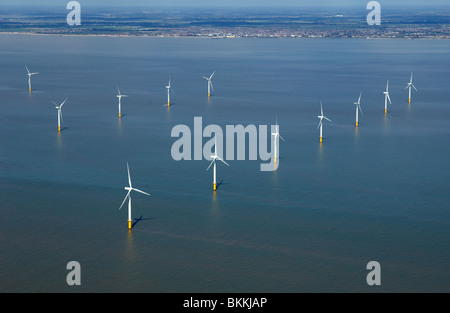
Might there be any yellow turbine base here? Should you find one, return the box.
[385,109,387,114]
[168,102,170,107]
[213,183,216,191]
[119,112,121,119]
[356,121,358,127]
[29,87,31,93]
[274,156,277,164]
[320,137,323,143]
[58,126,61,132]
[128,220,132,230]
[409,98,411,103]
[208,93,210,98]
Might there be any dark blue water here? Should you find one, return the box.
[0,34,449,292]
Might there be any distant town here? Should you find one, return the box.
[1,6,449,39]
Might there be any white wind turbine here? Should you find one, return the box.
[119,162,151,230]
[271,116,285,165]
[116,84,128,119]
[383,80,391,114]
[405,72,418,103]
[206,138,229,191]
[25,65,39,93]
[202,70,215,98]
[317,101,332,143]
[53,98,68,133]
[166,77,173,107]
[354,91,363,127]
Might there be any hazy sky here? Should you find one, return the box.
[3,0,450,6]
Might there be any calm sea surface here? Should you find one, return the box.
[0,34,449,292]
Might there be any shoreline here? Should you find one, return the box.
[0,31,448,40]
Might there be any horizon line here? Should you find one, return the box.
[2,4,450,9]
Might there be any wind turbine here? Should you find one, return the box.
[166,77,173,107]
[25,65,39,93]
[383,80,391,114]
[202,70,215,98]
[271,116,285,165]
[354,91,363,127]
[206,138,229,191]
[405,72,418,103]
[317,101,332,143]
[116,84,128,119]
[119,162,151,230]
[53,98,68,133]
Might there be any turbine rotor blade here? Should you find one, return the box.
[60,98,68,108]
[412,85,418,92]
[279,135,286,142]
[119,190,131,210]
[127,162,132,188]
[132,188,151,197]
[206,159,215,171]
[323,116,332,122]
[216,156,230,167]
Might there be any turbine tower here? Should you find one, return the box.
[317,101,332,143]
[53,98,68,133]
[117,84,128,119]
[119,163,151,230]
[405,72,418,103]
[166,78,172,107]
[271,116,285,165]
[25,65,39,93]
[202,71,215,98]
[206,139,229,191]
[383,80,391,115]
[354,91,363,127]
